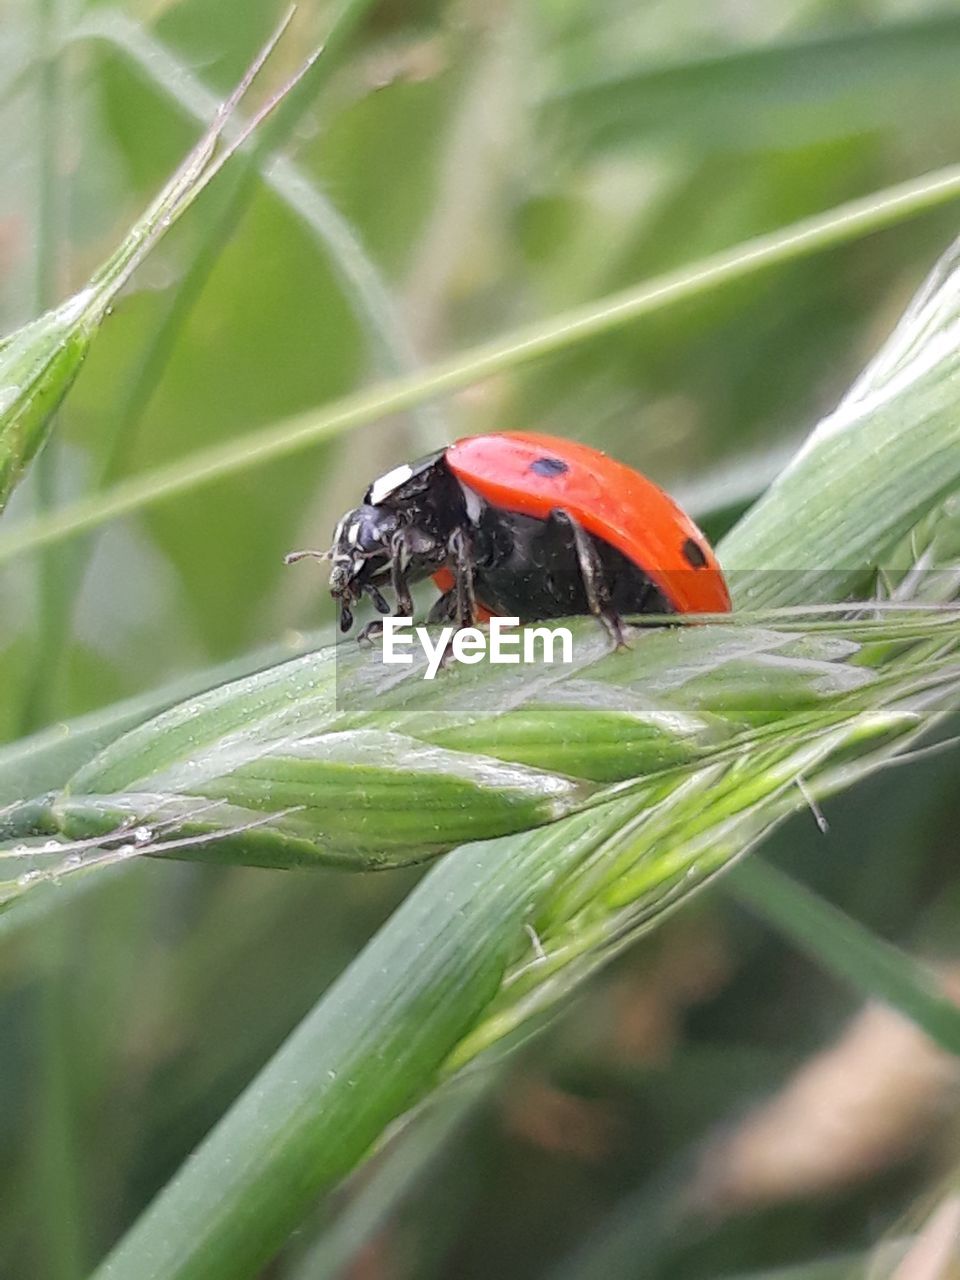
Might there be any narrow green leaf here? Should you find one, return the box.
[82,675,955,1280]
[0,300,94,509]
[287,1078,489,1280]
[3,161,960,558]
[0,11,313,513]
[728,858,960,1055]
[720,240,960,606]
[72,4,441,416]
[0,630,323,806]
[88,809,613,1280]
[544,13,960,153]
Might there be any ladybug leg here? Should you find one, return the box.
[549,509,629,648]
[427,590,457,625]
[357,528,442,645]
[338,598,355,634]
[354,533,420,646]
[448,526,479,628]
[356,618,385,645]
[426,589,458,671]
[422,529,477,671]
[386,525,445,614]
[364,583,391,615]
[389,530,416,618]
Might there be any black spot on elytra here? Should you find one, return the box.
[529,456,569,477]
[682,537,708,568]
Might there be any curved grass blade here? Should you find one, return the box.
[0,10,314,514]
[286,1076,490,1280]
[32,0,406,734]
[3,161,960,559]
[0,296,95,510]
[543,13,960,154]
[729,858,960,1055]
[0,628,325,806]
[71,4,440,415]
[720,237,960,605]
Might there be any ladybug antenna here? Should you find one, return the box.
[283,548,331,565]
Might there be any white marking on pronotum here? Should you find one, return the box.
[369,463,414,505]
[346,521,361,545]
[459,480,484,524]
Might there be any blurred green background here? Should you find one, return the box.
[3,0,960,1277]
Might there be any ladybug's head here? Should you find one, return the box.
[325,503,401,631]
[284,503,400,631]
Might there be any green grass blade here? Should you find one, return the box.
[0,630,323,806]
[0,13,312,515]
[72,6,440,413]
[26,7,86,1269]
[82,689,954,1280]
[728,858,960,1055]
[544,13,960,153]
[78,738,960,1280]
[33,0,394,736]
[0,299,94,512]
[3,161,960,559]
[88,810,613,1280]
[287,1078,488,1280]
[719,238,960,605]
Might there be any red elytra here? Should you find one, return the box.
[432,431,731,616]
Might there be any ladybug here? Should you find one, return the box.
[286,432,731,644]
